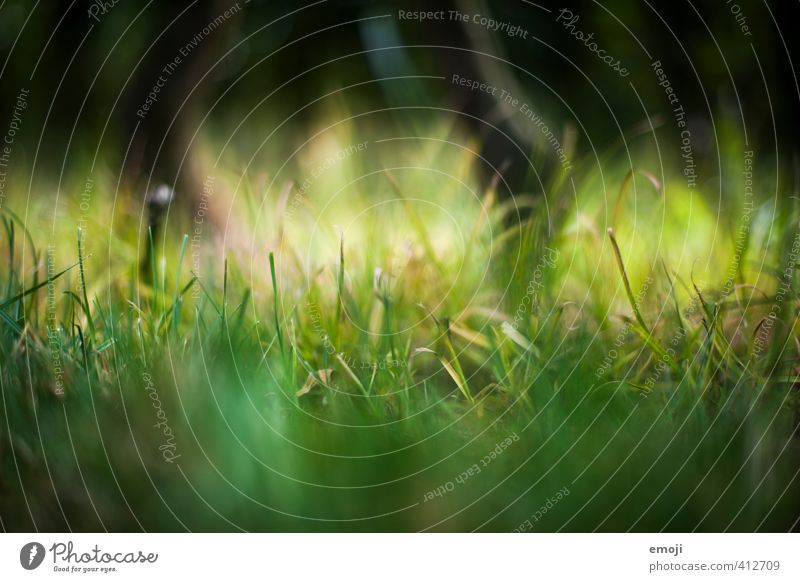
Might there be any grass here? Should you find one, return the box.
[0,130,799,532]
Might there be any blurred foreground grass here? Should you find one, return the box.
[1,126,799,532]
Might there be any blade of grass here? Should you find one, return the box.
[170,234,189,336]
[3,218,14,301]
[0,260,79,311]
[148,226,159,316]
[608,228,678,374]
[607,228,650,334]
[77,228,96,343]
[335,232,345,329]
[269,251,284,357]
[441,318,473,403]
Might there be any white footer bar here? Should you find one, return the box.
[1,534,796,580]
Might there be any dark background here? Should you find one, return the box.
[0,0,797,202]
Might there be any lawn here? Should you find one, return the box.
[1,125,798,532]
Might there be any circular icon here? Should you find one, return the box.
[19,542,46,570]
